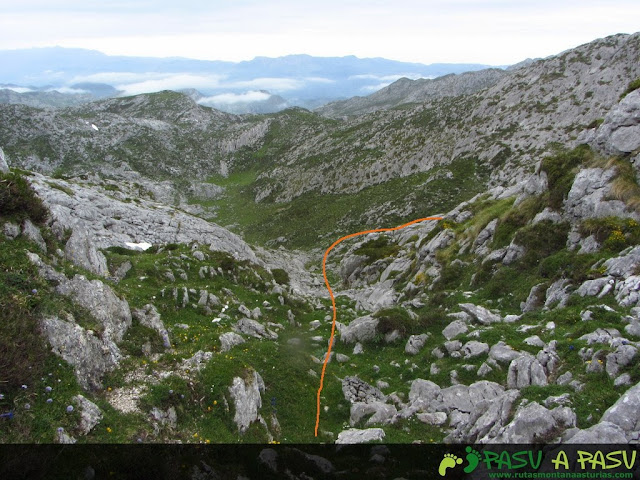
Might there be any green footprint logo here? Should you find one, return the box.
[464,446,481,474]
[438,453,463,476]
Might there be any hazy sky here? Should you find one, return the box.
[2,0,639,64]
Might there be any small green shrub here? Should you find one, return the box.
[514,221,570,268]
[541,145,595,210]
[354,237,400,263]
[374,307,413,338]
[271,268,290,285]
[620,77,640,99]
[0,172,49,224]
[105,246,141,256]
[579,217,640,252]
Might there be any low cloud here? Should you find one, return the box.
[198,90,272,105]
[115,74,224,95]
[304,77,335,84]
[225,77,302,92]
[349,73,425,82]
[358,73,430,93]
[70,72,224,95]
[46,87,89,94]
[1,86,34,93]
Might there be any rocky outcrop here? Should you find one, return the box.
[405,334,429,354]
[0,146,8,173]
[458,303,501,325]
[335,428,385,444]
[28,172,257,262]
[228,369,266,434]
[591,90,640,156]
[64,228,108,277]
[132,304,171,349]
[40,315,121,390]
[56,275,132,343]
[73,395,103,435]
[342,376,386,404]
[564,168,638,222]
[489,401,576,443]
[233,318,278,340]
[350,401,397,426]
[219,332,246,352]
[598,381,640,442]
[22,219,47,252]
[338,315,379,343]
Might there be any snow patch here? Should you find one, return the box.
[125,242,152,251]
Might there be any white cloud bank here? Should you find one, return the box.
[197,91,272,105]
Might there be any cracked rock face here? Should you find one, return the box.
[40,315,122,390]
[335,428,385,444]
[28,172,257,263]
[56,275,132,343]
[342,376,386,404]
[592,90,640,156]
[228,369,265,434]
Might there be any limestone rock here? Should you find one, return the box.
[28,172,258,263]
[445,389,520,443]
[228,369,265,434]
[219,332,246,352]
[150,406,178,434]
[578,328,621,345]
[544,279,571,309]
[416,412,447,426]
[614,373,632,387]
[132,304,171,349]
[338,315,378,344]
[600,381,640,441]
[521,283,546,312]
[577,277,613,297]
[462,341,489,359]
[349,401,397,426]
[64,228,109,277]
[56,275,132,343]
[3,221,20,239]
[180,351,213,373]
[335,428,385,444]
[507,355,549,389]
[342,376,386,404]
[489,341,521,364]
[458,303,501,324]
[615,275,640,307]
[22,219,46,252]
[233,318,278,340]
[55,428,77,444]
[564,422,628,443]
[564,168,636,222]
[591,90,640,156]
[0,146,8,173]
[473,219,498,256]
[489,402,576,443]
[442,319,468,340]
[41,315,121,390]
[73,395,103,435]
[405,334,429,355]
[605,345,637,377]
[604,246,640,279]
[477,362,493,377]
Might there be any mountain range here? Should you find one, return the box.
[0,47,497,112]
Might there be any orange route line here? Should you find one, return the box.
[314,216,443,437]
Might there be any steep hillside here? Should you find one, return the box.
[315,68,509,118]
